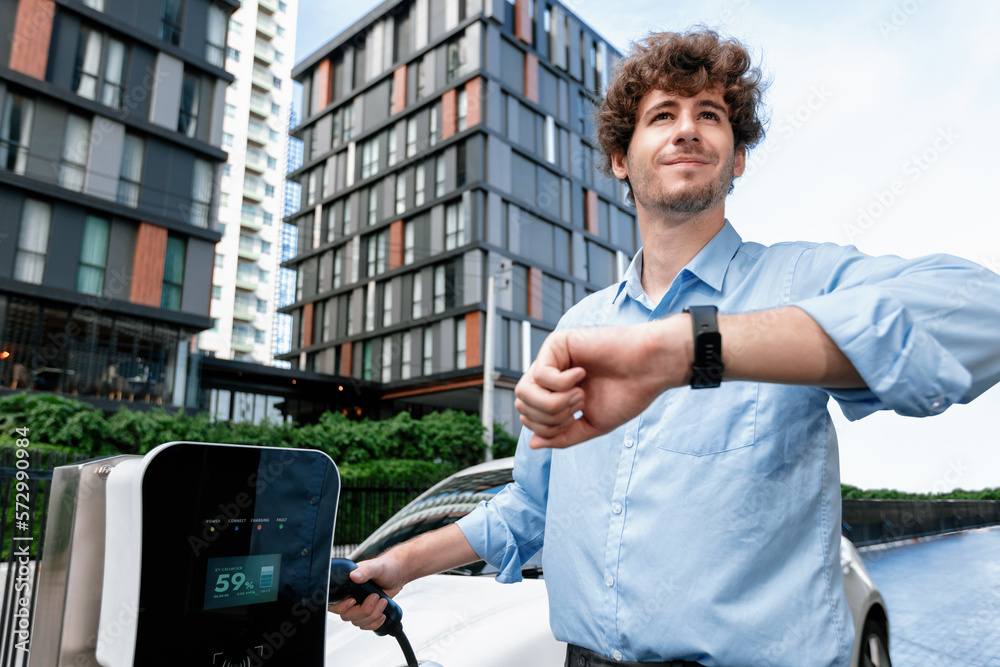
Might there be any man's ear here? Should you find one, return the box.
[734,145,746,178]
[611,151,628,180]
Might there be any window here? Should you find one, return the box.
[161,237,185,310]
[365,282,376,332]
[545,115,556,163]
[269,129,279,142]
[1,94,34,175]
[388,127,398,167]
[457,88,468,131]
[190,158,213,227]
[102,39,127,109]
[435,155,445,197]
[267,156,278,170]
[382,281,393,327]
[445,201,465,250]
[215,253,225,268]
[60,115,90,192]
[361,137,379,179]
[367,187,378,225]
[275,51,284,64]
[455,317,466,369]
[222,132,233,147]
[401,331,412,379]
[404,221,415,264]
[82,0,105,9]
[333,248,343,288]
[415,162,426,206]
[261,241,271,254]
[395,172,407,214]
[76,215,110,295]
[259,269,269,283]
[446,35,467,84]
[224,103,236,118]
[273,77,282,89]
[457,141,466,187]
[307,167,319,206]
[255,329,266,344]
[265,184,275,197]
[429,103,439,147]
[262,211,274,226]
[405,118,417,158]
[366,230,387,277]
[412,275,422,319]
[342,200,352,235]
[433,265,446,313]
[230,19,241,34]
[160,0,184,46]
[212,285,222,299]
[257,299,268,313]
[422,326,433,374]
[206,4,227,66]
[381,337,392,382]
[416,57,427,100]
[73,27,102,100]
[343,105,355,142]
[117,134,144,208]
[362,341,373,380]
[271,102,281,115]
[14,200,52,284]
[278,1,287,11]
[544,6,551,32]
[178,72,200,138]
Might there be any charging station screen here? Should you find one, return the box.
[204,554,281,610]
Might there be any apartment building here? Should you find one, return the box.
[0,0,236,406]
[197,0,297,364]
[285,0,638,432]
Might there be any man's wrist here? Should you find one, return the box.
[648,316,696,390]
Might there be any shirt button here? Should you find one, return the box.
[612,503,622,514]
[613,650,623,661]
[624,437,634,448]
[931,400,941,409]
[605,575,614,587]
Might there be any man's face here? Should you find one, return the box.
[612,87,746,215]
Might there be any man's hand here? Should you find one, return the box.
[514,316,694,449]
[328,552,408,632]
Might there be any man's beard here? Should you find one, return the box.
[631,148,736,215]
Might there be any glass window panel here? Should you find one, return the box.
[1,95,34,175]
[118,134,144,207]
[73,27,102,100]
[60,114,90,192]
[178,73,200,138]
[14,200,52,284]
[161,237,185,310]
[101,39,127,109]
[77,215,110,295]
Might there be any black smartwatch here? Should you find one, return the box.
[683,305,724,389]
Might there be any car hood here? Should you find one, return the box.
[325,574,565,667]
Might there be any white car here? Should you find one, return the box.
[327,458,891,667]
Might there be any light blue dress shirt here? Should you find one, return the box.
[457,221,1000,666]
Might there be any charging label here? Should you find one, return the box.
[204,554,281,610]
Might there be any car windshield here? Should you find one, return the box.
[350,464,541,576]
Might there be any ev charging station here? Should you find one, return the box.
[30,442,340,667]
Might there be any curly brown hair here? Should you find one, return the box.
[596,29,767,203]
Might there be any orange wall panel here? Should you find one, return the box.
[515,0,533,46]
[302,302,314,348]
[393,65,408,115]
[316,59,332,110]
[528,267,544,321]
[389,220,404,270]
[9,0,55,80]
[525,53,539,104]
[129,223,168,307]
[585,189,599,236]
[466,77,482,128]
[465,312,482,368]
[442,89,457,141]
[340,342,353,377]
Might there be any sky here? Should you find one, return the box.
[294,1,1000,493]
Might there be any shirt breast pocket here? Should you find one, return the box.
[653,382,760,456]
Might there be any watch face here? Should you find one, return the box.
[134,444,339,666]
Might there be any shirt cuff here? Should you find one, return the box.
[794,287,972,420]
[456,500,531,584]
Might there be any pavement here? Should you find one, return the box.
[859,525,1000,667]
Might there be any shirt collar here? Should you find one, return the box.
[613,220,743,304]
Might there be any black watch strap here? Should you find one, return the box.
[683,305,724,389]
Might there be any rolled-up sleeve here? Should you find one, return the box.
[790,244,1000,420]
[456,434,551,583]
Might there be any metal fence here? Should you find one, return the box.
[842,498,1000,546]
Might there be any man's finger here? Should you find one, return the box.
[530,365,587,393]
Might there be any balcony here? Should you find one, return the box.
[247,120,269,146]
[245,147,267,174]
[231,338,255,353]
[243,175,265,202]
[235,271,259,291]
[233,303,255,321]
[249,93,270,118]
[254,39,275,65]
[241,210,264,231]
[258,0,278,14]
[252,65,273,92]
[238,241,261,262]
[256,14,277,39]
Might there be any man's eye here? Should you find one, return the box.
[655,112,671,121]
[701,112,720,120]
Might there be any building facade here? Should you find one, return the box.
[196,0,298,364]
[0,0,237,407]
[285,0,639,433]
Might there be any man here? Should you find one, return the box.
[333,30,1000,666]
